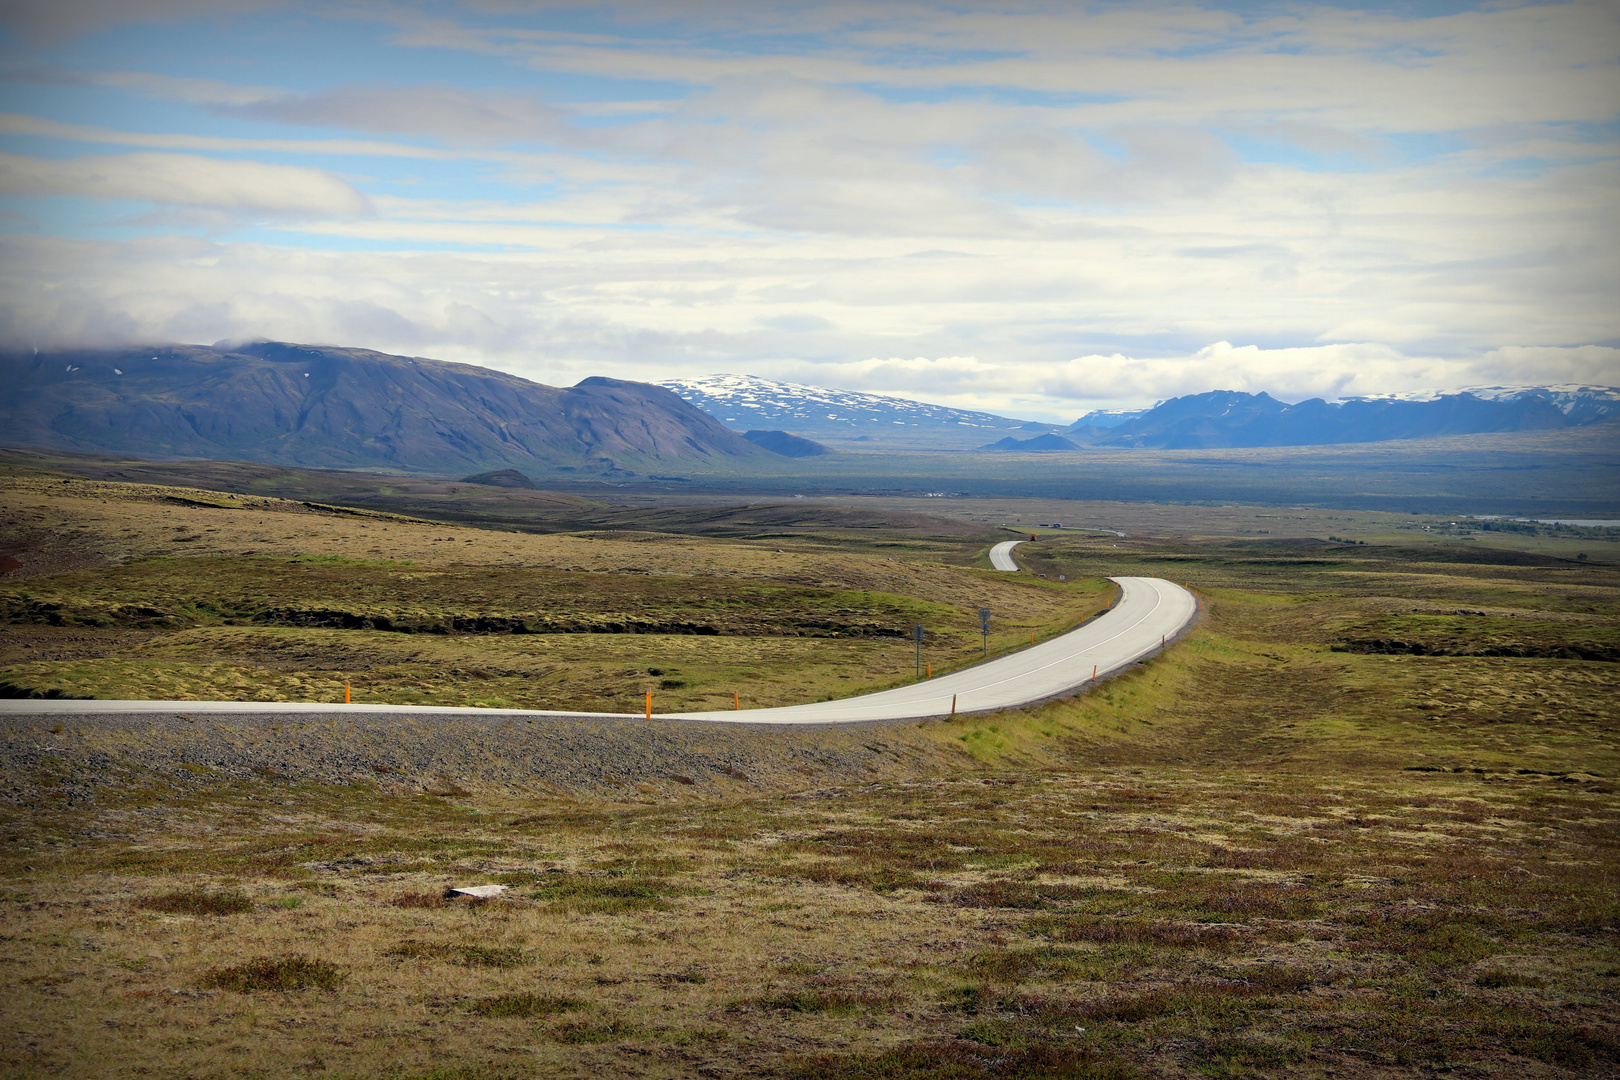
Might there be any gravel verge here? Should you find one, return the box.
[1,709,965,805]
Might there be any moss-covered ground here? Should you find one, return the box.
[1,466,1616,1078]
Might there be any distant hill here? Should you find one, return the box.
[461,469,538,488]
[1079,387,1620,449]
[1,342,764,476]
[981,433,1080,452]
[742,430,831,457]
[661,373,1054,449]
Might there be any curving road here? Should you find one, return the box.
[0,577,1197,726]
[989,539,1026,571]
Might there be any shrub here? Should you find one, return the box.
[469,993,586,1018]
[1029,916,1240,949]
[749,988,892,1014]
[547,1017,638,1044]
[200,954,344,992]
[137,891,253,916]
[527,875,694,914]
[789,1040,1142,1080]
[387,940,530,967]
[793,862,921,893]
[1475,970,1546,989]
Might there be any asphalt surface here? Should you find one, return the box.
[989,539,1026,571]
[0,577,1196,726]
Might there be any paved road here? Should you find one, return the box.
[989,539,1025,571]
[0,577,1197,726]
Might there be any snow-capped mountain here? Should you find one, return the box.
[1344,385,1620,423]
[1083,386,1620,450]
[1067,407,1151,431]
[659,374,1054,449]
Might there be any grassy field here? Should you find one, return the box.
[1,463,1617,1078]
[0,469,1106,711]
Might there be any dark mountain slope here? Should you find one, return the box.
[1,342,763,475]
[981,433,1080,452]
[742,430,831,457]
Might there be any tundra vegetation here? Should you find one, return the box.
[1,457,1617,1079]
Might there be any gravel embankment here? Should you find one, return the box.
[1,709,966,805]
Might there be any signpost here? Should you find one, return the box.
[914,623,924,678]
[979,607,991,656]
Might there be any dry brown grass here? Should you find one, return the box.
[1,487,1617,1078]
[0,471,1109,711]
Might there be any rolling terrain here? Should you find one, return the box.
[1,462,1615,1079]
[9,423,1619,521]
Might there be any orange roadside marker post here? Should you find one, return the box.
[951,694,957,715]
[344,684,350,704]
[1092,665,1097,682]
[645,690,652,720]
[927,663,931,679]
[734,691,740,710]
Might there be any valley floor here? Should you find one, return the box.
[1,461,1617,1078]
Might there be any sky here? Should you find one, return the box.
[0,0,1616,421]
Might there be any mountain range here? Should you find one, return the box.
[1070,387,1620,449]
[665,374,1619,451]
[0,342,768,477]
[5,343,1615,479]
[660,374,1053,450]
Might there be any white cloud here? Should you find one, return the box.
[0,1,1615,414]
[0,111,496,161]
[3,231,1610,421]
[0,0,289,42]
[78,70,287,107]
[232,84,573,147]
[0,151,373,217]
[764,341,1620,419]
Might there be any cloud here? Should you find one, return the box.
[0,111,495,161]
[771,341,1620,418]
[0,1,1615,413]
[0,0,289,42]
[231,84,573,147]
[1,230,1610,422]
[79,70,287,107]
[0,152,372,217]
